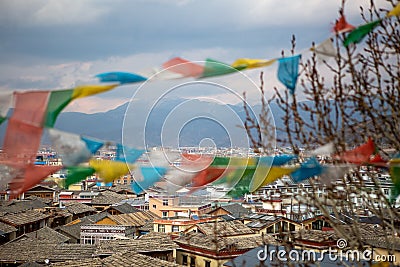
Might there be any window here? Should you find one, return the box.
[163,199,169,206]
[204,260,211,267]
[172,225,179,232]
[162,211,168,218]
[384,189,389,195]
[190,256,196,267]
[182,255,188,265]
[152,204,157,209]
[158,224,165,233]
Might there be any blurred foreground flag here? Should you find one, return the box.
[48,129,103,166]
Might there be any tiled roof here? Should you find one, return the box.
[50,258,103,267]
[0,210,49,226]
[106,211,159,227]
[107,203,140,214]
[50,251,183,267]
[293,229,339,243]
[194,220,255,237]
[95,235,178,256]
[0,221,16,234]
[220,203,251,218]
[103,251,182,267]
[0,199,48,213]
[138,221,154,232]
[107,184,134,194]
[0,238,96,264]
[364,236,400,251]
[91,191,128,205]
[175,232,274,252]
[64,202,96,215]
[25,226,70,244]
[57,212,110,240]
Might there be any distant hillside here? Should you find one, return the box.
[0,98,363,148]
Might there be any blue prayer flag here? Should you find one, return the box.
[277,55,301,94]
[291,157,323,183]
[115,144,145,163]
[95,72,147,84]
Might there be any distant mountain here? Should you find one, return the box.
[0,97,362,148]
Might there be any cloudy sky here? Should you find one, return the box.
[0,0,390,113]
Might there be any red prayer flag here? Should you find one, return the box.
[337,138,375,164]
[12,91,49,126]
[368,153,388,167]
[162,57,204,78]
[9,165,62,197]
[3,119,43,166]
[188,167,232,194]
[333,15,355,34]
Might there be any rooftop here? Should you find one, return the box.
[0,198,48,213]
[91,190,129,206]
[0,238,96,264]
[50,251,183,267]
[175,232,274,253]
[25,226,70,244]
[0,209,50,226]
[107,203,140,214]
[64,202,96,215]
[95,233,178,256]
[104,211,159,227]
[192,220,255,237]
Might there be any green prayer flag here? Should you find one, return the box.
[343,20,382,47]
[390,163,400,203]
[200,58,245,78]
[44,89,73,127]
[226,167,256,198]
[65,166,95,188]
[0,117,6,125]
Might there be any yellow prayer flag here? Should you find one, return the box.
[387,3,400,17]
[231,58,276,69]
[72,84,118,99]
[89,159,132,183]
[249,166,297,192]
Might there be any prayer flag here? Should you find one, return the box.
[200,58,245,78]
[162,57,204,78]
[249,166,298,192]
[310,142,334,156]
[319,164,353,185]
[48,129,94,166]
[115,143,145,164]
[311,38,336,59]
[231,58,276,69]
[337,138,375,164]
[277,55,301,94]
[95,72,147,84]
[81,136,104,154]
[387,3,400,17]
[0,92,13,125]
[291,157,323,183]
[44,89,73,127]
[333,15,355,34]
[390,158,400,202]
[131,166,167,194]
[64,166,96,188]
[343,20,382,47]
[89,159,131,183]
[72,84,118,99]
[9,165,62,196]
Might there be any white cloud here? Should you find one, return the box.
[0,0,109,26]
